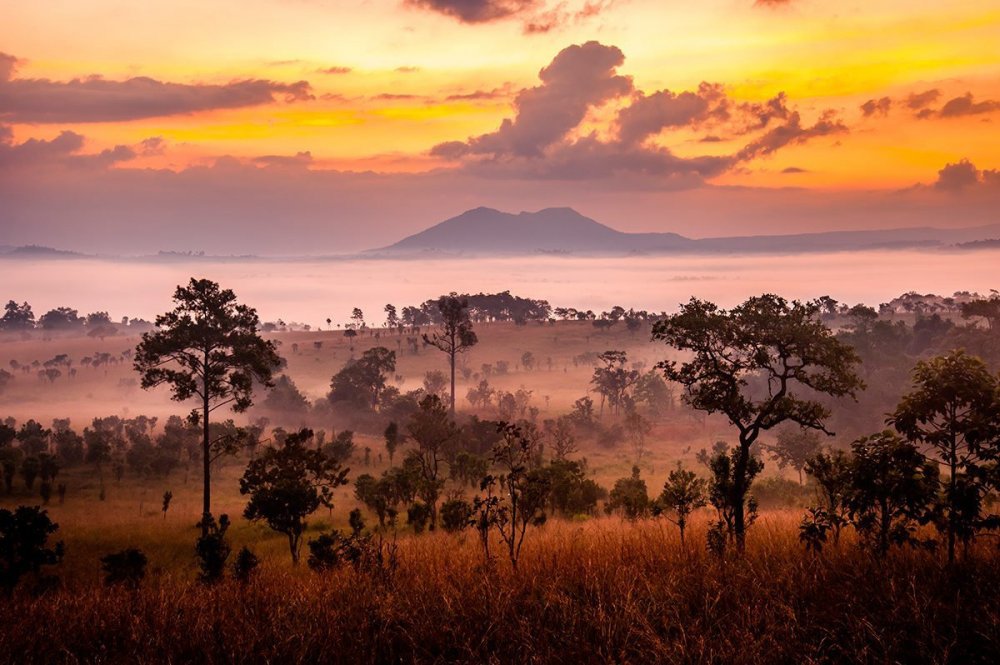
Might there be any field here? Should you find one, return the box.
[1,319,999,663]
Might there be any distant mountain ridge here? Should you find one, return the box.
[373,207,1000,256]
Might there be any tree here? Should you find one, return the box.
[262,374,310,415]
[803,448,852,545]
[100,548,147,588]
[846,431,939,554]
[384,421,402,464]
[590,351,639,417]
[657,462,707,545]
[606,465,650,520]
[423,294,478,415]
[0,506,63,594]
[889,351,1000,563]
[134,278,281,535]
[652,295,863,549]
[384,304,399,331]
[240,429,349,564]
[476,422,550,570]
[38,307,83,330]
[767,426,823,485]
[406,395,458,530]
[0,301,34,332]
[422,370,447,398]
[328,347,396,410]
[706,446,764,552]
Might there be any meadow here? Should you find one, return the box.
[1,309,999,663]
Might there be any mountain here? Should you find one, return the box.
[372,207,1000,256]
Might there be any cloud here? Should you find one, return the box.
[781,166,808,174]
[318,66,352,75]
[0,125,139,170]
[906,88,940,110]
[860,97,891,117]
[934,158,1000,191]
[394,66,421,73]
[445,86,512,101]
[254,151,314,169]
[0,53,313,123]
[737,110,847,161]
[456,41,632,158]
[405,0,538,23]
[434,41,846,183]
[616,83,727,145]
[939,93,1000,118]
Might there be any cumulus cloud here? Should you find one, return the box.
[616,83,727,145]
[406,0,609,33]
[939,93,1000,118]
[736,111,847,161]
[860,97,891,117]
[934,159,1000,191]
[0,53,313,123]
[0,125,141,171]
[434,41,846,182]
[460,41,632,158]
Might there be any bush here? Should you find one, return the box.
[0,506,63,594]
[195,514,231,584]
[232,547,260,584]
[440,498,472,533]
[100,548,147,588]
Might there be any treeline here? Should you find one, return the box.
[0,300,153,337]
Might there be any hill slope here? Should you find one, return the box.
[374,207,1000,255]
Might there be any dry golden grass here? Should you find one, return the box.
[1,514,998,664]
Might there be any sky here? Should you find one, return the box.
[1,0,999,254]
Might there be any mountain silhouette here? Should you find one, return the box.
[374,207,1000,255]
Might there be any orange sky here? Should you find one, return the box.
[1,0,999,252]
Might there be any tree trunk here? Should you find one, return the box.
[733,443,750,551]
[449,347,456,416]
[202,382,211,537]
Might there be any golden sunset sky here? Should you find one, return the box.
[1,0,999,252]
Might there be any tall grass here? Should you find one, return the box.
[1,515,997,663]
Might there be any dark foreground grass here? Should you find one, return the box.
[1,518,998,664]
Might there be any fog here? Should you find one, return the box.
[3,248,998,325]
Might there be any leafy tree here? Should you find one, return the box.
[194,514,231,583]
[423,294,478,415]
[846,431,940,554]
[767,427,823,485]
[406,395,459,530]
[889,351,1000,562]
[657,462,708,545]
[706,446,763,550]
[38,307,83,330]
[134,278,281,534]
[440,497,472,533]
[652,295,863,548]
[232,546,260,584]
[606,466,651,520]
[384,421,402,464]
[240,429,349,564]
[960,294,1000,331]
[52,426,84,466]
[328,347,396,410]
[0,301,35,331]
[0,506,63,594]
[537,458,604,517]
[384,304,399,330]
[262,374,310,415]
[590,351,639,417]
[803,448,852,545]
[422,369,447,398]
[476,422,550,570]
[546,416,577,461]
[16,420,50,457]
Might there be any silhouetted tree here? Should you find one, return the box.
[240,429,349,564]
[423,294,478,415]
[657,462,708,545]
[0,506,63,594]
[606,465,650,520]
[889,351,1000,563]
[134,278,281,535]
[406,395,459,530]
[767,427,823,485]
[653,295,863,549]
[846,431,940,554]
